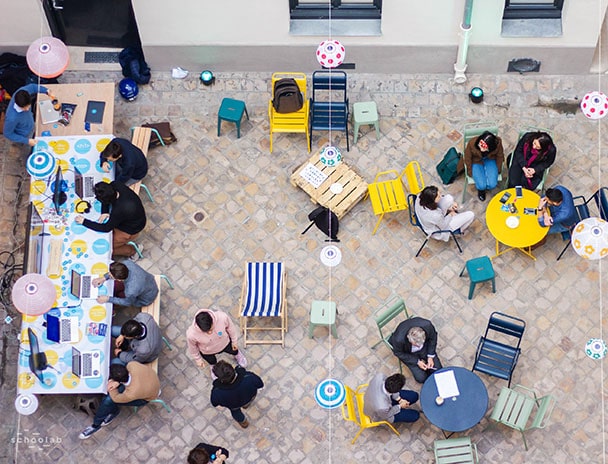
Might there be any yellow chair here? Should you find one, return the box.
[404,160,425,195]
[341,383,400,444]
[268,72,310,153]
[367,170,408,235]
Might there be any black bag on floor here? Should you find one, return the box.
[436,147,462,185]
[302,206,340,242]
[142,122,177,147]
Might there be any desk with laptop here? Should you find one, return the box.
[17,134,115,410]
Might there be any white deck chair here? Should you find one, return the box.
[239,262,287,347]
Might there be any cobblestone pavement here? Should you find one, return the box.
[0,70,607,464]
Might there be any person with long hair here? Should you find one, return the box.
[508,131,556,190]
[464,131,504,201]
[414,186,475,241]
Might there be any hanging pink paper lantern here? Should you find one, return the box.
[580,91,608,119]
[26,36,70,78]
[316,40,345,68]
[11,273,56,316]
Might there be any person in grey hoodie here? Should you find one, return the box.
[111,312,163,365]
[94,260,158,308]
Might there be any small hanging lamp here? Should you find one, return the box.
[26,37,70,78]
[580,91,608,119]
[316,40,345,68]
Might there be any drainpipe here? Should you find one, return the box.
[454,0,474,84]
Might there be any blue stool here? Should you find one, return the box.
[459,256,496,300]
[217,98,249,138]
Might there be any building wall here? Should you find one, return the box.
[1,0,606,75]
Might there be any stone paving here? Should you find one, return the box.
[0,70,607,464]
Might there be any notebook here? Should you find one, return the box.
[71,347,101,378]
[74,166,96,199]
[85,101,105,124]
[39,100,60,125]
[46,314,79,343]
[70,269,99,300]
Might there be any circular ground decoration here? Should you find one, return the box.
[315,378,346,409]
[27,151,56,178]
[585,338,607,360]
[15,394,39,415]
[320,245,342,267]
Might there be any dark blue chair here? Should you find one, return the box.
[472,312,525,387]
[309,70,349,151]
[407,194,463,257]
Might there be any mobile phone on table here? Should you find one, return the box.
[515,186,523,198]
[524,207,537,215]
[499,192,511,204]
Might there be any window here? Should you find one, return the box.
[289,0,382,21]
[502,0,564,20]
[501,0,564,37]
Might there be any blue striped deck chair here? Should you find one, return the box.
[239,262,287,347]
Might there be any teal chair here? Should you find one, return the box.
[461,121,502,202]
[218,98,249,138]
[459,256,496,299]
[371,296,411,373]
[434,437,479,464]
[490,384,556,451]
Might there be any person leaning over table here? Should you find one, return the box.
[463,130,504,201]
[110,313,163,366]
[75,181,146,258]
[363,372,420,424]
[100,138,148,186]
[93,260,158,307]
[537,185,577,236]
[414,185,475,240]
[508,131,556,191]
[388,317,443,383]
[3,83,55,146]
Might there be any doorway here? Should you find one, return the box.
[42,0,141,49]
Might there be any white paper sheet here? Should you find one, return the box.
[300,163,328,189]
[434,369,460,399]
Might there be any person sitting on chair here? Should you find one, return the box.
[537,185,577,236]
[93,261,158,308]
[414,186,475,241]
[75,181,146,258]
[187,442,229,464]
[388,317,443,383]
[464,131,504,201]
[508,131,556,191]
[110,313,163,365]
[100,138,148,186]
[363,372,420,424]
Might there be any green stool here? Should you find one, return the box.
[460,256,496,300]
[218,98,249,138]
[309,300,338,338]
[353,101,380,144]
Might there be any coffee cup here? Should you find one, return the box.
[435,396,444,406]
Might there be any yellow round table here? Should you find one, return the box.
[485,188,549,260]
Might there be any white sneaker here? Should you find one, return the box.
[129,243,144,261]
[171,67,189,79]
[235,350,248,368]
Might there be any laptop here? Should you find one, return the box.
[28,328,49,382]
[70,269,99,300]
[46,314,79,343]
[74,166,96,200]
[39,100,60,125]
[71,347,101,378]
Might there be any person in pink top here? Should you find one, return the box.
[186,309,247,374]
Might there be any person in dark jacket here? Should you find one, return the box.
[187,443,229,464]
[508,131,556,190]
[210,360,263,429]
[94,260,158,307]
[100,138,148,186]
[388,317,443,383]
[110,313,163,365]
[463,131,504,201]
[75,181,146,257]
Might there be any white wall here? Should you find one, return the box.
[0,0,50,48]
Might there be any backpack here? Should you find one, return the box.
[119,47,151,85]
[272,78,304,113]
[301,206,340,242]
[142,122,177,148]
[436,147,463,185]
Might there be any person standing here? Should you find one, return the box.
[187,443,229,464]
[3,84,55,146]
[388,317,443,383]
[210,360,263,428]
[363,372,420,424]
[75,181,146,258]
[186,309,247,375]
[100,138,148,186]
[463,131,504,201]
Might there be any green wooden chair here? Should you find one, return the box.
[371,296,411,373]
[461,121,502,203]
[506,126,553,194]
[434,437,479,464]
[490,384,556,451]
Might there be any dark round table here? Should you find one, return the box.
[420,366,489,434]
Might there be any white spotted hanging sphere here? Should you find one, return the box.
[316,40,345,68]
[580,91,608,119]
